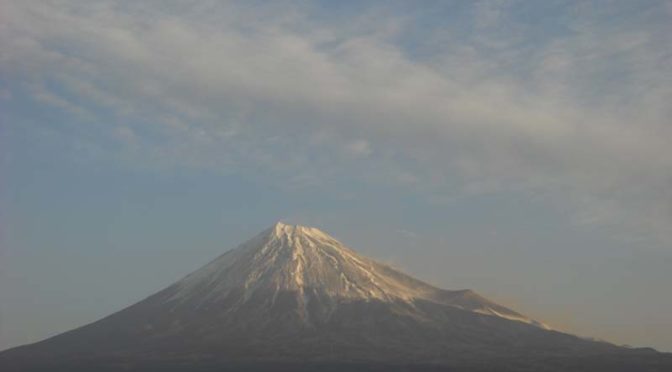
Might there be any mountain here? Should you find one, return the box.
[1,222,670,371]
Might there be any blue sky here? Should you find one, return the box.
[1,0,671,351]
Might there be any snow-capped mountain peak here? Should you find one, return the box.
[166,222,547,329]
[7,222,648,371]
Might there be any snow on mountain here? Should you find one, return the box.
[166,222,547,329]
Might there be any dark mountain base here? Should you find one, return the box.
[3,352,672,372]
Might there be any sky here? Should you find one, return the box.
[1,0,671,352]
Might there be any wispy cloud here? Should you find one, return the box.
[2,0,671,243]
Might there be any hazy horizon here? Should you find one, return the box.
[1,0,671,353]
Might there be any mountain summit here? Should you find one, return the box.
[169,222,546,329]
[2,223,670,371]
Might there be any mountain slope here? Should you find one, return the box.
[166,222,545,328]
[1,222,670,371]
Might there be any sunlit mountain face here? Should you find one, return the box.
[1,223,670,371]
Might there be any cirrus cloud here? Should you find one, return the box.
[1,0,671,243]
